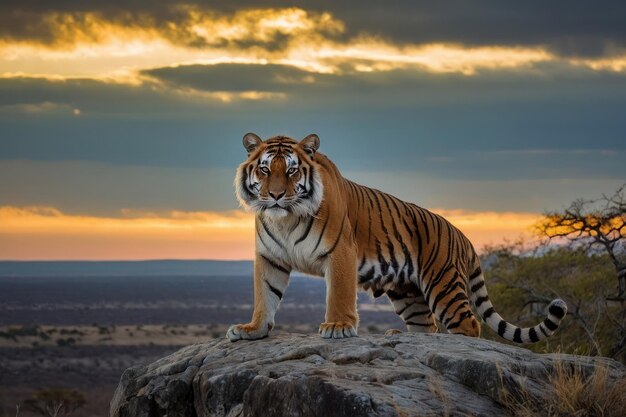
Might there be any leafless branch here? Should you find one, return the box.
[537,183,626,299]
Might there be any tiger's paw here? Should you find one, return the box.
[226,323,270,342]
[384,329,403,336]
[319,321,358,339]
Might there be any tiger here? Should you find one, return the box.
[227,133,567,342]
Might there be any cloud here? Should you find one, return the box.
[570,55,626,72]
[0,7,345,79]
[0,101,79,115]
[143,63,318,92]
[167,87,287,103]
[0,160,240,214]
[7,60,620,122]
[0,69,624,182]
[0,205,540,260]
[1,5,625,83]
[320,1,626,59]
[0,6,344,50]
[1,1,625,59]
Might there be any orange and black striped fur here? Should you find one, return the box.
[227,133,567,342]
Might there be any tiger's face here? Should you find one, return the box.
[235,133,324,218]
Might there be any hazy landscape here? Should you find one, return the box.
[0,260,401,417]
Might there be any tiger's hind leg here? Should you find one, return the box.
[424,266,480,337]
[386,288,438,334]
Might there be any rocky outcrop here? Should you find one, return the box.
[110,333,625,417]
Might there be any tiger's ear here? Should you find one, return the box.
[300,134,320,157]
[243,133,262,153]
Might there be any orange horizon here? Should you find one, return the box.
[0,205,542,261]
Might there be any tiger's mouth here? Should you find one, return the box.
[262,202,291,212]
[265,204,289,211]
[260,202,292,218]
[265,204,286,210]
[256,195,299,212]
[250,197,284,210]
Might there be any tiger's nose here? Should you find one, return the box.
[269,191,285,200]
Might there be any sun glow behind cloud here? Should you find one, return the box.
[0,206,540,260]
[1,6,624,92]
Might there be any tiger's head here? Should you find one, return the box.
[235,133,324,218]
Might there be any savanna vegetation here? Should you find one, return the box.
[16,388,85,417]
[481,184,626,364]
[500,362,626,417]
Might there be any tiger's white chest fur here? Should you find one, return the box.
[256,214,328,276]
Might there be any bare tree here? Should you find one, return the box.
[535,184,626,359]
[22,389,85,417]
[537,184,626,300]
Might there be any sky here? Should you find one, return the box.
[1,1,625,260]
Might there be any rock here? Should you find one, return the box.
[110,333,625,417]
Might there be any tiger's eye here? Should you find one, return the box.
[259,166,270,175]
[288,167,298,176]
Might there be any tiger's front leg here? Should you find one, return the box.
[319,241,359,339]
[226,252,290,342]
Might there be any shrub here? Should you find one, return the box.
[22,388,86,417]
[482,244,625,363]
[501,362,626,417]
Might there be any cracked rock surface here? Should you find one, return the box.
[110,333,626,417]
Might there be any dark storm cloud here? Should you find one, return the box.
[323,0,626,58]
[0,1,624,58]
[143,64,322,92]
[140,61,626,106]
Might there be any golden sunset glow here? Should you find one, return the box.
[0,206,255,260]
[170,88,288,103]
[434,209,541,249]
[0,206,541,260]
[1,6,624,93]
[569,56,626,72]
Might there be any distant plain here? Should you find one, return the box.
[0,261,401,417]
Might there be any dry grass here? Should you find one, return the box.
[501,362,626,417]
[427,375,451,417]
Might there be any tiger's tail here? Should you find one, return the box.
[469,268,567,343]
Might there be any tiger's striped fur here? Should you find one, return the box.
[227,133,567,342]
